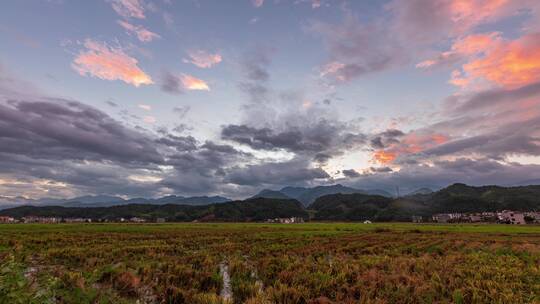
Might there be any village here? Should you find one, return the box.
[2,211,540,225]
[417,210,540,224]
[0,216,160,224]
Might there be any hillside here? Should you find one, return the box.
[308,183,540,221]
[0,198,306,222]
[250,189,292,200]
[426,183,540,213]
[309,193,393,221]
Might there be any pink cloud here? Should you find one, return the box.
[72,39,153,87]
[143,115,156,123]
[387,0,517,44]
[180,74,210,91]
[109,0,146,19]
[117,20,160,43]
[448,0,509,31]
[416,32,502,70]
[252,0,264,8]
[418,30,540,90]
[183,50,222,68]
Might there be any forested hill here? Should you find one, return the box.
[307,183,540,221]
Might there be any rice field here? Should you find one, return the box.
[1,223,539,303]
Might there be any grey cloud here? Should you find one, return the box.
[225,158,330,187]
[238,47,274,103]
[344,158,540,194]
[342,169,360,178]
[105,100,118,107]
[310,11,407,83]
[160,71,184,94]
[314,153,331,164]
[0,98,163,164]
[0,69,259,199]
[419,119,540,159]
[386,0,457,45]
[240,47,272,82]
[369,129,405,149]
[222,119,366,156]
[164,140,251,177]
[447,81,540,114]
[370,167,393,173]
[172,105,190,118]
[156,134,198,152]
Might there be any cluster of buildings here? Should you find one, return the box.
[424,210,540,224]
[0,216,161,224]
[0,216,17,223]
[119,217,147,223]
[266,217,305,224]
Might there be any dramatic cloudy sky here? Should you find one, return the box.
[1,0,540,200]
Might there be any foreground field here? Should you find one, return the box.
[1,223,539,303]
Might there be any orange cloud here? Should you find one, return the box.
[117,20,160,43]
[183,50,222,68]
[422,30,540,89]
[452,32,501,55]
[416,32,501,70]
[373,150,397,164]
[463,33,540,88]
[109,0,145,19]
[72,39,153,87]
[373,133,450,164]
[180,74,210,91]
[400,133,450,154]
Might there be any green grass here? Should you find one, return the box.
[1,223,539,303]
[3,222,540,234]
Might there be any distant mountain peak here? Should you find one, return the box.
[251,189,291,200]
[407,188,434,196]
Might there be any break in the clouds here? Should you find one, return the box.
[1,0,540,200]
[160,72,210,92]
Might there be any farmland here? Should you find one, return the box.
[1,223,539,303]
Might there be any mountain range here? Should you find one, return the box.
[251,184,393,206]
[2,183,540,222]
[0,184,393,210]
[0,194,230,210]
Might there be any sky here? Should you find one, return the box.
[1,0,540,201]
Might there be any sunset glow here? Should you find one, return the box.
[1,0,539,199]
